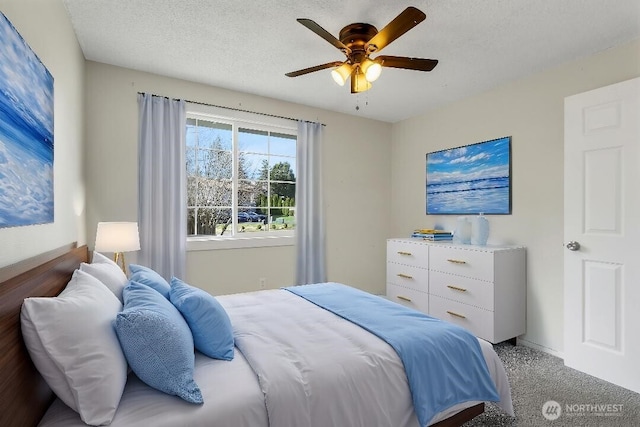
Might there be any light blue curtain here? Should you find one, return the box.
[137,93,186,280]
[295,121,326,285]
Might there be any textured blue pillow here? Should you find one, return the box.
[169,277,235,360]
[114,281,203,404]
[129,264,171,298]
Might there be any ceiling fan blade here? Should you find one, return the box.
[365,7,426,53]
[297,19,351,54]
[377,55,438,71]
[285,61,344,77]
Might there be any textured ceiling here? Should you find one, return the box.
[62,0,639,123]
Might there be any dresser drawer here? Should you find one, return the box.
[429,295,494,342]
[429,271,494,311]
[387,240,429,268]
[386,283,429,313]
[386,262,428,292]
[429,246,494,282]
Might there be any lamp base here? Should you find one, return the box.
[113,252,127,275]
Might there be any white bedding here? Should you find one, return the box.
[39,289,513,427]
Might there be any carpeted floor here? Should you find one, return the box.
[463,342,640,426]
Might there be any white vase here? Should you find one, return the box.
[454,217,472,244]
[471,214,490,245]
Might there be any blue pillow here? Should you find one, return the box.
[129,264,171,298]
[114,281,203,404]
[169,277,235,360]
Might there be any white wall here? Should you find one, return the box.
[0,0,86,268]
[390,39,640,354]
[83,62,392,296]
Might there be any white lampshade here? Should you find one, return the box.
[361,58,382,82]
[366,64,381,82]
[331,62,353,86]
[94,222,141,253]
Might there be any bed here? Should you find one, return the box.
[0,243,513,427]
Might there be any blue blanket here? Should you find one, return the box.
[285,283,500,426]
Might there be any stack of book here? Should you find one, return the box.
[411,229,453,241]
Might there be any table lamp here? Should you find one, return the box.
[94,222,141,274]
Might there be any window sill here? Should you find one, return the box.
[187,234,295,251]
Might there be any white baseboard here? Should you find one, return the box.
[517,338,564,359]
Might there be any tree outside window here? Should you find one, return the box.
[186,116,296,238]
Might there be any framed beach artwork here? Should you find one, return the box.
[426,136,512,215]
[0,12,54,228]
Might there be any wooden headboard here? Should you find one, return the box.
[0,243,89,427]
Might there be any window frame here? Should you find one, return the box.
[185,103,297,251]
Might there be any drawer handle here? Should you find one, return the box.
[446,310,466,319]
[396,295,412,302]
[447,259,467,264]
[447,285,467,292]
[397,273,413,279]
[397,251,412,256]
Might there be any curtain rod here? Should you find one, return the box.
[137,92,326,127]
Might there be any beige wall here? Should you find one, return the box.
[390,39,640,354]
[84,62,392,296]
[0,0,86,268]
[5,1,637,355]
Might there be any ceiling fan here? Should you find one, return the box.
[285,6,438,93]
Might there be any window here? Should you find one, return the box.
[186,110,297,246]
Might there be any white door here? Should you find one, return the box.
[564,77,640,393]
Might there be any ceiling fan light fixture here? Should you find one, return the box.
[286,7,437,94]
[362,59,382,82]
[351,69,372,93]
[331,63,353,86]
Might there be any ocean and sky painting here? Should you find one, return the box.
[426,136,511,215]
[0,12,54,228]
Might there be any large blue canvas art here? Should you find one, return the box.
[0,12,54,228]
[426,136,511,215]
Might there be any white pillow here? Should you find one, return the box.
[21,269,127,426]
[80,251,128,302]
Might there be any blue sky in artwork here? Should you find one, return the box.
[427,137,510,185]
[0,12,54,227]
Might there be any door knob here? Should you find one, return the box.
[566,241,581,251]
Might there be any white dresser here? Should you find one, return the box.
[386,238,526,343]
